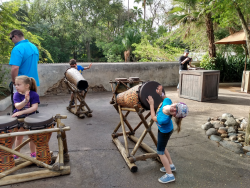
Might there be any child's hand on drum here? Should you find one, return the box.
[12,111,24,117]
[156,85,163,96]
[146,96,154,106]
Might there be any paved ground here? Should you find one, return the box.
[1,86,250,188]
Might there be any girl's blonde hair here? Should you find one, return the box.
[173,117,182,133]
[15,75,37,92]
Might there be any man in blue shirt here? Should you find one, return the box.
[9,29,40,111]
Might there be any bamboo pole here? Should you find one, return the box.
[121,108,136,112]
[112,131,131,138]
[112,138,137,172]
[114,105,134,133]
[0,166,71,186]
[130,129,148,156]
[112,109,130,134]
[15,155,57,166]
[0,145,53,170]
[133,112,151,132]
[245,111,250,145]
[14,138,31,151]
[118,105,129,157]
[0,161,33,179]
[0,127,70,139]
[56,119,64,166]
[128,153,158,163]
[128,135,161,163]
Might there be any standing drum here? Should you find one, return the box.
[65,68,89,90]
[128,77,140,88]
[24,113,55,164]
[117,81,165,111]
[0,116,18,172]
[115,78,128,94]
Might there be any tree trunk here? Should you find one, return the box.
[205,12,216,58]
[144,0,146,20]
[86,40,91,62]
[235,3,250,57]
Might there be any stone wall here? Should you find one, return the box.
[2,62,180,96]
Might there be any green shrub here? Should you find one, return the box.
[200,52,250,82]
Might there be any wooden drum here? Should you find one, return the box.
[116,81,165,110]
[115,78,128,94]
[24,113,55,164]
[65,68,88,90]
[0,116,19,172]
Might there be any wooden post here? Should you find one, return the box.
[130,129,148,156]
[128,153,158,163]
[133,112,151,132]
[0,167,71,186]
[245,111,250,145]
[118,105,129,157]
[112,138,137,172]
[114,105,134,133]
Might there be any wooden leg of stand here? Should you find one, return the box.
[0,161,33,179]
[118,105,129,157]
[113,111,130,134]
[128,153,158,163]
[112,137,137,172]
[14,138,31,151]
[128,135,161,163]
[0,167,71,186]
[130,129,148,156]
[133,112,151,132]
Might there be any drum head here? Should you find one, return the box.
[139,81,165,111]
[0,116,18,129]
[24,113,54,128]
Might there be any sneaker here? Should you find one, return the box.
[30,152,36,158]
[158,174,175,184]
[14,155,19,159]
[160,165,176,172]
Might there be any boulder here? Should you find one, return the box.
[240,119,248,129]
[201,122,213,130]
[228,133,237,137]
[207,117,211,122]
[221,134,228,138]
[219,140,244,154]
[210,135,222,142]
[206,128,217,136]
[246,152,250,156]
[219,127,227,131]
[243,146,250,152]
[213,122,224,129]
[229,135,237,141]
[218,129,226,134]
[227,127,236,133]
[222,113,234,120]
[224,117,237,127]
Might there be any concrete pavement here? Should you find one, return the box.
[1,86,250,188]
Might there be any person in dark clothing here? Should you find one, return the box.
[177,49,194,89]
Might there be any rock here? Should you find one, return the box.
[227,127,236,133]
[219,140,244,154]
[211,117,219,121]
[221,118,227,123]
[223,138,230,141]
[224,117,237,127]
[221,134,228,138]
[201,122,213,130]
[237,134,243,137]
[207,117,211,122]
[234,140,240,143]
[243,146,250,152]
[238,117,245,121]
[238,128,243,131]
[238,131,245,135]
[236,119,241,124]
[210,135,222,142]
[238,137,244,142]
[229,135,237,141]
[218,129,226,134]
[228,133,237,137]
[213,121,224,129]
[240,119,248,129]
[246,152,250,156]
[222,113,234,120]
[206,128,217,136]
[219,127,228,131]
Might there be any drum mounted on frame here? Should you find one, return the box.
[65,68,89,90]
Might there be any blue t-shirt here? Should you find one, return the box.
[77,65,84,74]
[9,40,40,86]
[13,90,40,116]
[156,98,174,133]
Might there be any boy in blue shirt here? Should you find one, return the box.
[69,59,92,105]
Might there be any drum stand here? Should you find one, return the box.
[0,114,71,186]
[64,78,93,118]
[112,104,160,172]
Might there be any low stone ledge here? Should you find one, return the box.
[0,96,11,111]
